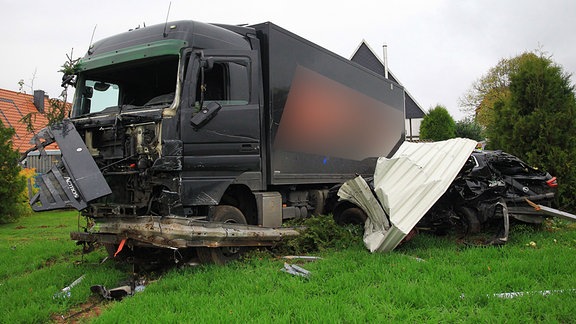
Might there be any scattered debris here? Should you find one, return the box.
[90,285,133,301]
[282,263,311,278]
[406,256,426,262]
[493,289,576,299]
[460,289,576,300]
[53,274,85,299]
[114,238,127,257]
[525,198,576,222]
[90,278,148,301]
[282,256,322,261]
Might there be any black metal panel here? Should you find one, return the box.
[29,120,112,211]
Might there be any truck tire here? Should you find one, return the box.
[334,205,367,225]
[308,189,326,215]
[197,205,247,265]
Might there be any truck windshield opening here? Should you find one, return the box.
[72,55,179,117]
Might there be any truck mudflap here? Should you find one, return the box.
[28,120,112,211]
[71,216,301,249]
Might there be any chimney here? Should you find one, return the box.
[33,90,45,113]
[382,44,389,79]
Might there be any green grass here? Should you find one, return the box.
[1,212,576,323]
[95,222,576,323]
[0,211,128,323]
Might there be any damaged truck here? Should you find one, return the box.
[27,20,406,264]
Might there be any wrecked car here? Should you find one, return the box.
[418,149,558,237]
[336,139,571,252]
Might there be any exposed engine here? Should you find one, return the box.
[74,120,180,217]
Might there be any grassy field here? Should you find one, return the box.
[1,212,576,323]
[0,211,128,323]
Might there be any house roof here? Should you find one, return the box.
[351,41,425,119]
[0,88,57,153]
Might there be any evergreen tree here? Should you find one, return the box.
[0,120,27,223]
[419,105,456,141]
[455,117,484,141]
[486,53,576,211]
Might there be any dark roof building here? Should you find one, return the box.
[351,41,425,140]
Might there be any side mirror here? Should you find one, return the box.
[190,101,222,129]
[84,86,94,99]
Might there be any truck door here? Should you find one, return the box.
[180,50,261,206]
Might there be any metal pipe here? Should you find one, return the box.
[382,44,389,79]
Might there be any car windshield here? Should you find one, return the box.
[71,55,179,117]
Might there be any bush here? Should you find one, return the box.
[420,105,456,141]
[274,215,363,255]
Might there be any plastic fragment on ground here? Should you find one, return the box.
[281,262,311,278]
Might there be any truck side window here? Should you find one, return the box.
[197,59,250,106]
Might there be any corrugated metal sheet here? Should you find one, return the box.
[339,138,477,252]
[338,176,392,252]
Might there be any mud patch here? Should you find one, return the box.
[50,296,109,323]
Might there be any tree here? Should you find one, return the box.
[455,117,484,141]
[419,105,456,141]
[20,50,79,133]
[459,52,537,126]
[485,53,576,212]
[0,120,27,223]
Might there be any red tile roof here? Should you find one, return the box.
[0,88,66,153]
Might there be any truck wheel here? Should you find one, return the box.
[197,205,247,265]
[335,206,367,225]
[308,190,326,215]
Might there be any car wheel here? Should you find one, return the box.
[455,206,481,235]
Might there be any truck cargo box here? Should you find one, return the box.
[252,22,405,185]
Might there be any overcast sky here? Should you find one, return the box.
[2,0,575,120]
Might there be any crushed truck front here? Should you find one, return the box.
[29,21,298,262]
